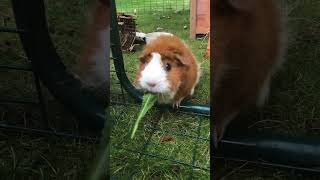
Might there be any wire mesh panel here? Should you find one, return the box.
[116,0,190,13]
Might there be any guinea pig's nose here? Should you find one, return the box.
[147,82,157,87]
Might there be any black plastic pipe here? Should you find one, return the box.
[215,135,320,172]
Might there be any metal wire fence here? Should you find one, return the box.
[116,0,190,13]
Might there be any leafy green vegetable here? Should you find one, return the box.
[131,93,157,139]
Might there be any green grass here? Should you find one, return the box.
[110,10,210,179]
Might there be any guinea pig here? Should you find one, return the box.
[73,0,110,89]
[212,0,287,147]
[135,34,201,108]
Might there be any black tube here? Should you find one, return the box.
[217,135,320,169]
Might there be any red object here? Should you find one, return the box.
[190,0,210,38]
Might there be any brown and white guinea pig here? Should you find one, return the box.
[212,0,287,147]
[135,34,201,108]
[73,0,110,88]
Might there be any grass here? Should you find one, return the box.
[0,132,97,179]
[110,9,210,179]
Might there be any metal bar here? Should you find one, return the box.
[188,117,204,179]
[0,27,25,33]
[138,109,163,157]
[111,104,209,141]
[145,124,208,141]
[119,83,126,102]
[0,99,38,105]
[110,4,143,103]
[113,144,210,172]
[213,156,320,174]
[0,64,32,71]
[0,123,98,142]
[112,123,207,146]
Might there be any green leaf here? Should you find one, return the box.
[131,93,157,139]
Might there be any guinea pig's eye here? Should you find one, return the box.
[164,63,171,71]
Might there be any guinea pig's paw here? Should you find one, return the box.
[172,99,183,109]
[172,103,176,109]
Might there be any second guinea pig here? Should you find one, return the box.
[135,34,201,108]
[73,0,109,89]
[212,0,287,147]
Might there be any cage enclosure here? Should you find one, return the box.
[1,0,319,179]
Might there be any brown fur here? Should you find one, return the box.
[212,0,285,147]
[136,35,199,105]
[78,2,109,70]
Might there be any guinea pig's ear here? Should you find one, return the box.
[170,49,189,66]
[227,0,256,11]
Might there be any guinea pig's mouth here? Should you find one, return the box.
[144,87,164,94]
[137,79,171,94]
[141,85,170,94]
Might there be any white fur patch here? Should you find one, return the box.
[138,52,171,95]
[135,32,146,38]
[144,32,173,44]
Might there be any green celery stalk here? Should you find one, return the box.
[131,93,157,139]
